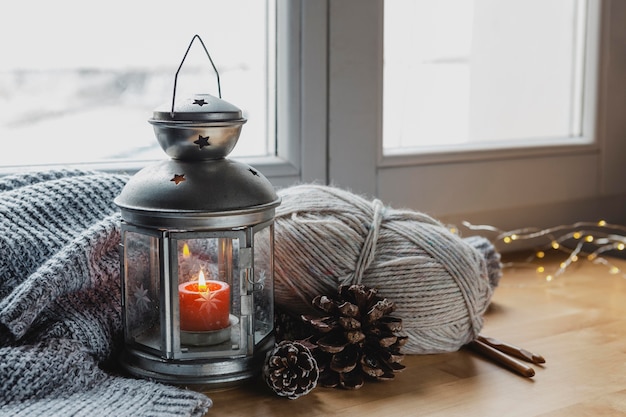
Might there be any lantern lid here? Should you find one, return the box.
[150,93,245,123]
[116,35,279,229]
[115,158,280,229]
[148,94,246,160]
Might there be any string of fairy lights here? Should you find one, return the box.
[459,220,626,281]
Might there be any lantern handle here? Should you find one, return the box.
[171,34,222,117]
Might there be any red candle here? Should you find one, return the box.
[179,270,230,332]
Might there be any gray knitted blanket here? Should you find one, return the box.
[0,170,212,416]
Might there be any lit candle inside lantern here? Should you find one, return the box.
[179,269,230,332]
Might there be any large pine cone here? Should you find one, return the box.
[263,340,319,399]
[302,284,407,389]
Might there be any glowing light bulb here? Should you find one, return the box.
[585,235,594,243]
[573,232,582,240]
[609,266,620,275]
[536,251,545,259]
[503,236,512,244]
[551,241,560,250]
[618,243,625,251]
[536,266,545,273]
[598,220,607,227]
[546,275,553,282]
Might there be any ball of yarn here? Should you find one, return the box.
[272,184,501,354]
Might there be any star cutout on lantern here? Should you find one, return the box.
[195,290,223,315]
[249,168,259,177]
[194,135,210,149]
[133,284,151,312]
[171,174,186,185]
[193,98,208,106]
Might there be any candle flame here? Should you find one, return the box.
[198,269,207,291]
[182,243,191,257]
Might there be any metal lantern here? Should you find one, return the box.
[114,36,280,386]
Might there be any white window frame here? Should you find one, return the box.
[325,0,626,235]
[263,0,328,188]
[0,0,328,190]
[217,0,329,190]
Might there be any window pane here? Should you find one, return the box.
[0,0,274,167]
[383,0,587,154]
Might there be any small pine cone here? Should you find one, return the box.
[263,340,319,399]
[302,284,407,389]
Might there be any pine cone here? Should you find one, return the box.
[302,284,407,389]
[263,340,319,399]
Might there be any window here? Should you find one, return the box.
[325,0,626,234]
[383,0,589,154]
[0,1,274,168]
[3,0,626,232]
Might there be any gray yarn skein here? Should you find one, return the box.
[273,184,501,354]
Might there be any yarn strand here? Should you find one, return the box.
[351,199,385,285]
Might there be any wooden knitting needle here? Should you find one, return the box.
[477,335,546,364]
[467,339,536,378]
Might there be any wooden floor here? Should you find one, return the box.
[202,253,626,416]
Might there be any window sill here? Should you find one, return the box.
[379,137,598,168]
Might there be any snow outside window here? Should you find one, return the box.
[0,1,274,168]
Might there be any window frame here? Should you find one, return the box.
[379,0,601,167]
[266,0,328,188]
[325,0,626,235]
[0,0,328,190]
[215,0,329,189]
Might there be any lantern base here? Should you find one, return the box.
[119,334,274,387]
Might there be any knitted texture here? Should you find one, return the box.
[271,184,502,354]
[0,169,211,416]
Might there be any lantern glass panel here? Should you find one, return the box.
[253,225,274,345]
[175,236,243,354]
[123,230,161,353]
